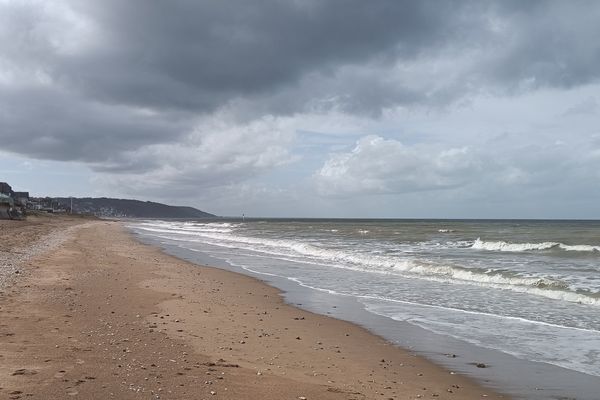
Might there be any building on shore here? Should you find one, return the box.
[0,182,29,219]
[0,182,13,196]
[0,193,15,219]
[13,192,30,208]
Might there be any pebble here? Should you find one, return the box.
[0,224,87,289]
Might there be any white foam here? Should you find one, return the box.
[472,238,600,253]
[361,298,600,377]
[130,221,600,306]
[559,244,600,252]
[472,238,558,251]
[135,223,234,234]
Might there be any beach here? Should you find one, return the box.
[0,218,505,399]
[128,217,600,400]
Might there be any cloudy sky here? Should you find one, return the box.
[1,0,600,218]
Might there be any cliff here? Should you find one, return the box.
[54,197,215,219]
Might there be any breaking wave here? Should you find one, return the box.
[132,221,600,306]
[472,238,600,253]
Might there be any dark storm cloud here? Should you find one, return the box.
[0,86,186,163]
[480,1,600,90]
[1,0,600,170]
[1,0,471,166]
[61,0,600,112]
[62,0,461,110]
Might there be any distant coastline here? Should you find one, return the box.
[53,197,216,219]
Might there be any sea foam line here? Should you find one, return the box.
[130,223,600,306]
[271,277,600,334]
[472,238,600,252]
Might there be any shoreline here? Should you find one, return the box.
[1,219,507,399]
[137,224,600,400]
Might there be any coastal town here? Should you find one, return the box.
[0,181,214,219]
[0,181,69,219]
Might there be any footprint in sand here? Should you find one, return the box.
[11,369,37,376]
[54,370,66,379]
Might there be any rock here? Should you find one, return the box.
[476,363,487,368]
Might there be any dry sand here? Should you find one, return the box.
[0,214,92,289]
[0,218,508,399]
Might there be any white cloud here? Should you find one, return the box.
[314,135,479,196]
[94,114,297,197]
[313,126,600,204]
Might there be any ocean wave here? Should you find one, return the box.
[438,229,456,233]
[472,238,600,253]
[201,234,600,306]
[559,244,600,252]
[393,265,598,306]
[131,222,600,306]
[137,221,236,234]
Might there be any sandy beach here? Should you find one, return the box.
[0,218,507,399]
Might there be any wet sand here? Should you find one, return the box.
[0,219,507,399]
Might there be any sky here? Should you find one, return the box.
[1,0,600,218]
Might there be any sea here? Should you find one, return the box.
[128,218,600,399]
